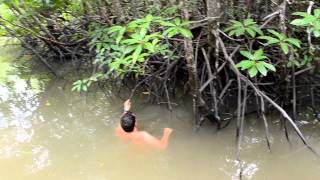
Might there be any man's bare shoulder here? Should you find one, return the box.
[136,131,158,141]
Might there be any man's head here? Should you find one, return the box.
[120,111,136,132]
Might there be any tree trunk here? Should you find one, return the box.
[206,0,222,128]
[182,0,200,125]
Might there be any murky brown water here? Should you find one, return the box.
[1,38,320,180]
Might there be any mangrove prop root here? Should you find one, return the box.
[215,33,319,157]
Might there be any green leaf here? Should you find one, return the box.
[140,28,148,37]
[179,28,193,38]
[82,85,88,92]
[246,27,256,37]
[280,43,289,54]
[315,9,320,17]
[292,12,316,23]
[228,29,237,36]
[235,60,254,70]
[235,28,245,36]
[145,33,162,41]
[248,66,258,77]
[72,80,81,85]
[292,12,312,17]
[124,46,135,54]
[262,62,276,72]
[255,55,268,61]
[288,59,301,68]
[164,28,178,38]
[157,20,176,27]
[174,18,181,25]
[152,38,159,45]
[224,26,235,32]
[144,42,154,52]
[244,18,255,26]
[290,19,310,26]
[145,14,153,21]
[71,85,78,92]
[127,21,139,29]
[314,21,320,30]
[258,36,280,45]
[181,21,192,26]
[253,49,264,58]
[122,38,139,45]
[267,29,285,40]
[285,38,301,48]
[116,28,126,44]
[73,86,80,92]
[230,20,242,27]
[313,30,320,37]
[256,62,267,76]
[250,26,264,35]
[107,25,124,34]
[132,45,143,62]
[110,45,120,51]
[130,33,142,40]
[240,51,254,60]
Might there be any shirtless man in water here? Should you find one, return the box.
[116,99,173,150]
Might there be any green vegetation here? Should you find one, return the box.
[89,15,191,78]
[224,18,263,38]
[236,49,275,77]
[258,29,301,54]
[291,9,320,37]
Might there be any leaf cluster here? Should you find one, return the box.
[290,9,320,37]
[71,73,103,92]
[259,29,301,54]
[236,49,276,78]
[75,14,193,92]
[224,19,263,38]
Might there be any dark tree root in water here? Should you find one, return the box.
[260,96,271,151]
[216,34,319,157]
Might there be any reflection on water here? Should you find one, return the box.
[1,39,320,180]
[0,39,51,177]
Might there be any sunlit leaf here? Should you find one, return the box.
[285,38,301,48]
[179,28,193,38]
[132,45,143,62]
[246,28,256,37]
[280,43,289,54]
[250,26,264,35]
[174,18,181,25]
[256,62,267,76]
[290,19,310,26]
[258,36,279,45]
[262,62,276,72]
[235,60,254,70]
[240,51,254,60]
[157,20,176,27]
[244,18,255,26]
[248,66,258,77]
[267,29,284,40]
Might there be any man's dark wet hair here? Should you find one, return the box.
[120,111,136,132]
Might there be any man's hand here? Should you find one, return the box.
[124,99,131,112]
[164,128,173,135]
